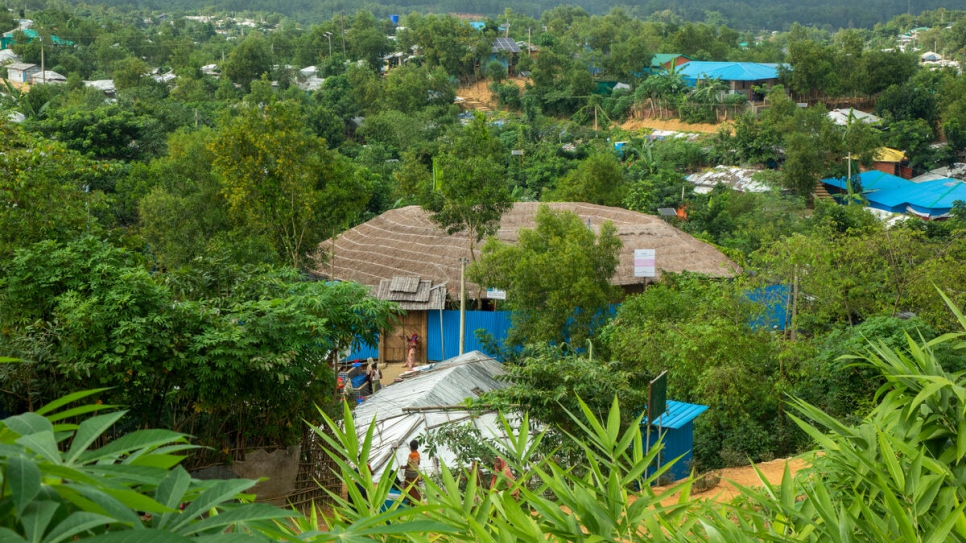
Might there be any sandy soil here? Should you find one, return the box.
[620,118,730,134]
[456,76,528,109]
[656,456,809,505]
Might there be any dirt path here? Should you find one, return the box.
[656,456,809,505]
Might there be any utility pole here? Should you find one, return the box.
[40,38,44,84]
[459,257,468,355]
[323,31,332,56]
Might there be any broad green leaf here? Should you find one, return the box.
[155,467,191,512]
[0,527,28,543]
[7,455,41,515]
[16,432,62,465]
[35,389,112,416]
[924,499,966,543]
[181,503,291,535]
[66,411,128,465]
[44,512,116,543]
[81,430,187,462]
[101,488,170,515]
[20,501,60,543]
[4,414,53,437]
[127,454,187,470]
[166,479,257,532]
[58,486,142,526]
[82,529,196,543]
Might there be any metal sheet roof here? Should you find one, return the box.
[351,351,510,476]
[646,400,708,430]
[822,170,966,217]
[677,61,782,84]
[492,37,521,53]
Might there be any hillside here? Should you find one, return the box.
[65,0,953,30]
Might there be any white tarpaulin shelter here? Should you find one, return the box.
[351,351,512,478]
[687,166,772,194]
[828,108,881,126]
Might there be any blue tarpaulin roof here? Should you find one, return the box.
[822,170,966,218]
[645,400,709,429]
[677,61,782,86]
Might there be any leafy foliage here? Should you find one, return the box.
[0,238,402,448]
[0,389,291,542]
[470,205,622,347]
[211,100,372,268]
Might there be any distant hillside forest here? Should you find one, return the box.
[60,0,956,30]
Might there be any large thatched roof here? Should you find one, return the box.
[315,202,738,300]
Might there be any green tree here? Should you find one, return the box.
[545,152,626,206]
[0,127,114,260]
[111,56,149,90]
[470,205,622,347]
[221,31,272,92]
[420,113,512,261]
[210,100,372,268]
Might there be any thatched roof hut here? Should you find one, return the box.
[316,202,738,300]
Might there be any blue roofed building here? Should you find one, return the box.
[676,61,783,100]
[645,400,709,481]
[822,170,966,220]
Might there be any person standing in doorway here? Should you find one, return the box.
[406,333,419,370]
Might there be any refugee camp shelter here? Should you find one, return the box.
[687,166,773,194]
[822,170,966,219]
[5,62,38,83]
[827,108,881,126]
[351,351,512,478]
[317,202,737,304]
[676,61,781,99]
[645,400,709,481]
[868,147,907,177]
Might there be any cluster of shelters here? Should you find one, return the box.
[351,350,708,483]
[5,62,66,85]
[822,170,966,220]
[317,202,737,365]
[920,51,961,72]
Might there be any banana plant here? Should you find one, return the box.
[0,388,293,543]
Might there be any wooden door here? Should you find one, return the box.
[381,312,426,364]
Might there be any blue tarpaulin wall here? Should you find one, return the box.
[347,310,512,362]
[348,290,784,362]
[746,284,789,331]
[428,310,512,361]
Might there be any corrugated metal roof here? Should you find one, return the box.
[352,351,510,476]
[492,37,521,53]
[646,400,708,430]
[677,61,782,84]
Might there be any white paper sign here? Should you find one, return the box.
[634,249,656,278]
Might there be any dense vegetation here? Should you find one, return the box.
[45,0,963,30]
[5,322,966,541]
[3,0,966,508]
